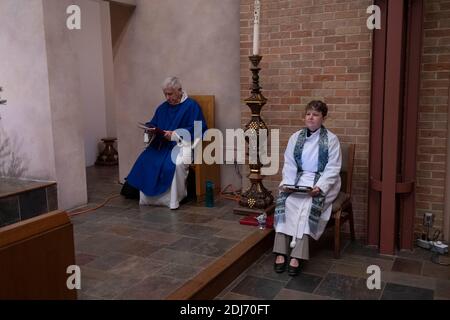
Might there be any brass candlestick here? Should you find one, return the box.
[238,55,274,210]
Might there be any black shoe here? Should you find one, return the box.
[273,255,287,273]
[120,181,139,199]
[288,259,300,276]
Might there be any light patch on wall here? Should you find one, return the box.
[0,124,29,178]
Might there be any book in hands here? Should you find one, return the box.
[138,122,165,136]
[283,184,313,193]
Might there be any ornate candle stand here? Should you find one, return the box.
[95,137,119,166]
[237,55,274,211]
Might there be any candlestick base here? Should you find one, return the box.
[239,182,274,209]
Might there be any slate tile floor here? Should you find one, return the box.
[76,166,450,300]
[217,234,450,300]
[73,166,256,300]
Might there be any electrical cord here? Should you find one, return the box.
[220,184,241,202]
[430,248,450,266]
[68,193,121,217]
[417,229,450,266]
[219,161,243,202]
[426,230,449,266]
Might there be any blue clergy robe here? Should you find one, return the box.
[126,97,207,196]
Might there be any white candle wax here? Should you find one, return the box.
[252,0,261,55]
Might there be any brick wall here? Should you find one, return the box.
[240,0,373,239]
[416,0,450,237]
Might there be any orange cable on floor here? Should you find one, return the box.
[68,193,121,217]
[219,184,241,202]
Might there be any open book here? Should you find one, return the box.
[283,184,313,193]
[138,122,165,136]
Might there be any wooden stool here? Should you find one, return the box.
[95,137,118,166]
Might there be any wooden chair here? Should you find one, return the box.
[327,143,356,258]
[189,95,221,202]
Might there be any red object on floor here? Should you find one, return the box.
[239,214,274,228]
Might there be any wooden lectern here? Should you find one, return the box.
[0,210,77,300]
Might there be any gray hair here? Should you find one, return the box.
[162,77,182,90]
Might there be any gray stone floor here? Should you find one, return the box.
[72,166,257,300]
[217,232,450,300]
[74,166,450,300]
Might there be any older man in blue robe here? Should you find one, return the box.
[124,77,207,209]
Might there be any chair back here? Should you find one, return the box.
[186,95,221,202]
[189,95,215,162]
[190,95,215,129]
[340,144,355,195]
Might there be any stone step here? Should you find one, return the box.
[165,227,274,300]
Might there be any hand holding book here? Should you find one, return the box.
[138,122,165,136]
[282,184,313,193]
[282,185,322,197]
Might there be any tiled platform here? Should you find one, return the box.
[73,166,450,300]
[72,166,260,299]
[0,177,57,227]
[216,235,450,300]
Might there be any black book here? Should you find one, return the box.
[283,184,313,193]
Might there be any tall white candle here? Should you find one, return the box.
[252,0,261,55]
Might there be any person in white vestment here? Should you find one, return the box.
[273,100,341,276]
